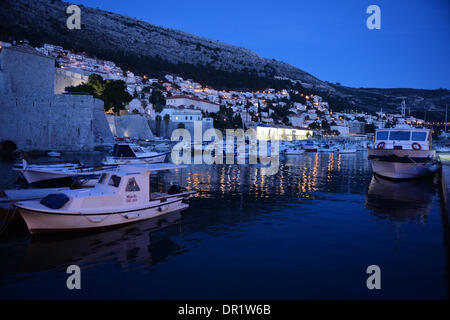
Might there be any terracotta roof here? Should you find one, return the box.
[4,44,54,60]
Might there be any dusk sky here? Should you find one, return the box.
[75,0,449,90]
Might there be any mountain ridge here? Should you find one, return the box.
[0,0,448,120]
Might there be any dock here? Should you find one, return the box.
[440,155,450,217]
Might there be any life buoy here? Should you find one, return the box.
[376,142,385,149]
[412,142,422,150]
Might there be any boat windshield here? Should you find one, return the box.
[108,175,121,188]
[389,131,411,141]
[412,132,427,141]
[98,173,109,184]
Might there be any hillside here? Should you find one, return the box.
[0,0,449,120]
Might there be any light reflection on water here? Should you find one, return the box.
[0,152,448,299]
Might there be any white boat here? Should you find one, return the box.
[154,142,172,152]
[284,146,305,155]
[47,151,61,157]
[339,145,357,154]
[367,125,440,179]
[318,143,338,152]
[302,141,318,152]
[0,187,71,209]
[14,160,113,187]
[435,143,450,153]
[14,164,196,235]
[103,144,168,165]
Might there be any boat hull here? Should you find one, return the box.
[17,200,188,235]
[21,170,100,187]
[370,160,437,179]
[104,154,167,165]
[368,149,438,179]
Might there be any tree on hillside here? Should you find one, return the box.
[102,80,132,114]
[163,114,170,138]
[150,90,166,113]
[155,115,162,137]
[308,122,321,130]
[65,74,132,114]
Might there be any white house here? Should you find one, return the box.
[288,114,305,128]
[331,125,349,137]
[127,98,145,114]
[159,107,202,122]
[166,95,220,113]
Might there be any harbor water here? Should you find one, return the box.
[0,152,448,299]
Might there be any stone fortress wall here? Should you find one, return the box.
[0,44,113,151]
[54,68,89,94]
[107,114,154,140]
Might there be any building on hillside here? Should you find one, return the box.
[127,98,146,114]
[288,114,306,127]
[330,125,350,137]
[160,107,203,122]
[166,95,220,113]
[254,125,312,141]
[348,120,365,134]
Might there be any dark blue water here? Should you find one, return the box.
[0,152,448,299]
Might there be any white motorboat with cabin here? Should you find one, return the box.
[367,125,440,179]
[284,146,305,155]
[318,143,338,152]
[103,144,169,165]
[14,164,196,234]
[338,144,357,154]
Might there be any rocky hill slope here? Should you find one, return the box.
[0,0,448,120]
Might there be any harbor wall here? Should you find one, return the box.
[107,115,154,140]
[0,46,54,97]
[439,155,450,216]
[0,94,113,151]
[0,44,114,151]
[148,119,214,139]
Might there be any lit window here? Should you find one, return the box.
[125,177,140,192]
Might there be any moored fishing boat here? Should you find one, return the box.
[302,141,318,152]
[367,125,440,179]
[14,160,114,187]
[284,146,305,155]
[339,144,357,154]
[14,164,196,235]
[103,144,169,165]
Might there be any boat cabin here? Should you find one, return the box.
[373,127,432,151]
[37,164,190,211]
[112,144,148,158]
